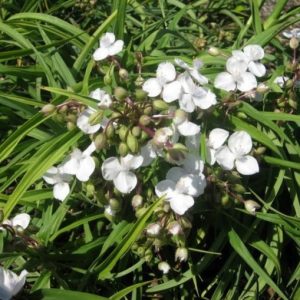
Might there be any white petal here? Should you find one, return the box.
[179,93,195,113]
[100,32,115,48]
[120,154,143,170]
[141,142,157,167]
[89,88,105,101]
[243,45,264,60]
[235,155,259,175]
[76,108,101,134]
[155,179,176,198]
[192,89,217,110]
[53,182,70,201]
[62,158,80,175]
[162,81,182,102]
[176,174,206,197]
[208,128,229,149]
[169,192,194,215]
[214,72,236,91]
[76,156,95,182]
[185,132,200,152]
[215,146,235,170]
[177,120,200,136]
[228,131,252,157]
[43,167,58,184]
[113,171,137,193]
[273,76,289,87]
[108,40,124,56]
[183,153,204,174]
[226,56,248,75]
[190,70,208,85]
[156,62,176,82]
[237,72,257,92]
[11,213,30,229]
[101,157,121,180]
[142,78,162,97]
[166,167,187,183]
[12,270,28,297]
[248,61,266,77]
[93,47,109,61]
[83,142,96,157]
[206,146,216,165]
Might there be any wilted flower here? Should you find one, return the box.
[153,127,173,147]
[175,247,188,262]
[244,200,261,214]
[93,32,124,61]
[2,213,30,230]
[0,267,28,300]
[146,223,161,236]
[101,154,143,193]
[215,131,259,175]
[43,165,72,201]
[167,221,182,235]
[158,261,171,274]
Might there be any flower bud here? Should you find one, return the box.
[244,200,261,215]
[153,127,172,147]
[208,47,220,56]
[254,146,266,155]
[139,115,151,126]
[135,75,144,86]
[167,221,182,236]
[256,83,269,94]
[158,261,171,274]
[118,125,128,141]
[94,133,107,150]
[119,68,129,80]
[290,37,299,49]
[104,205,116,220]
[105,123,115,138]
[109,198,121,211]
[146,223,161,237]
[127,133,139,153]
[111,112,121,119]
[104,73,112,85]
[86,182,95,197]
[221,193,230,206]
[88,110,103,125]
[153,99,169,111]
[137,246,145,257]
[236,112,247,119]
[135,89,148,101]
[180,217,192,229]
[131,195,143,208]
[144,248,153,262]
[41,104,56,115]
[143,105,153,116]
[118,142,129,156]
[288,99,297,109]
[131,126,141,137]
[231,184,246,194]
[174,109,187,125]
[114,86,128,101]
[175,247,188,262]
[67,121,76,131]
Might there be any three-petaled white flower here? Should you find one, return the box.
[215,131,259,175]
[101,154,143,194]
[93,32,124,61]
[43,165,72,201]
[232,45,266,77]
[174,58,208,85]
[63,143,96,182]
[0,267,28,300]
[89,88,112,108]
[142,62,182,102]
[214,55,257,92]
[2,213,30,230]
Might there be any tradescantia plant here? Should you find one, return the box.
[0,0,300,299]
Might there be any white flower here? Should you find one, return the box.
[76,108,109,134]
[232,45,266,77]
[101,154,143,194]
[142,62,182,102]
[158,261,171,274]
[153,127,173,147]
[172,109,200,137]
[146,223,161,236]
[215,131,259,175]
[2,213,30,230]
[62,143,96,182]
[89,88,112,108]
[0,267,28,300]
[43,165,72,201]
[174,58,208,84]
[178,73,216,112]
[93,32,124,61]
[273,76,289,88]
[206,128,229,165]
[140,141,162,166]
[214,55,257,92]
[282,28,300,39]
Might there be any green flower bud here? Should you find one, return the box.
[58,104,68,113]
[104,73,112,85]
[254,146,266,155]
[118,125,129,141]
[41,104,56,115]
[86,182,95,197]
[111,112,122,119]
[66,113,77,123]
[88,110,104,125]
[135,75,144,86]
[288,99,297,109]
[105,123,115,138]
[244,200,261,215]
[174,109,187,125]
[127,133,139,153]
[114,86,128,101]
[139,115,151,126]
[131,195,143,208]
[137,246,145,257]
[119,68,129,80]
[153,99,169,111]
[236,112,248,119]
[94,133,107,150]
[231,184,246,194]
[180,217,192,229]
[131,126,141,137]
[118,142,129,156]
[221,193,230,206]
[143,105,153,116]
[144,248,153,262]
[109,198,121,211]
[135,89,148,101]
[208,47,220,56]
[67,121,76,131]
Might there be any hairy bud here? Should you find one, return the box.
[244,200,261,215]
[135,89,148,101]
[41,104,56,115]
[119,68,129,80]
[290,37,299,49]
[127,133,139,153]
[94,133,107,150]
[208,47,220,56]
[118,142,129,157]
[131,195,143,208]
[153,99,169,111]
[114,86,128,101]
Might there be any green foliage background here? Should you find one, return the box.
[0,0,300,299]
